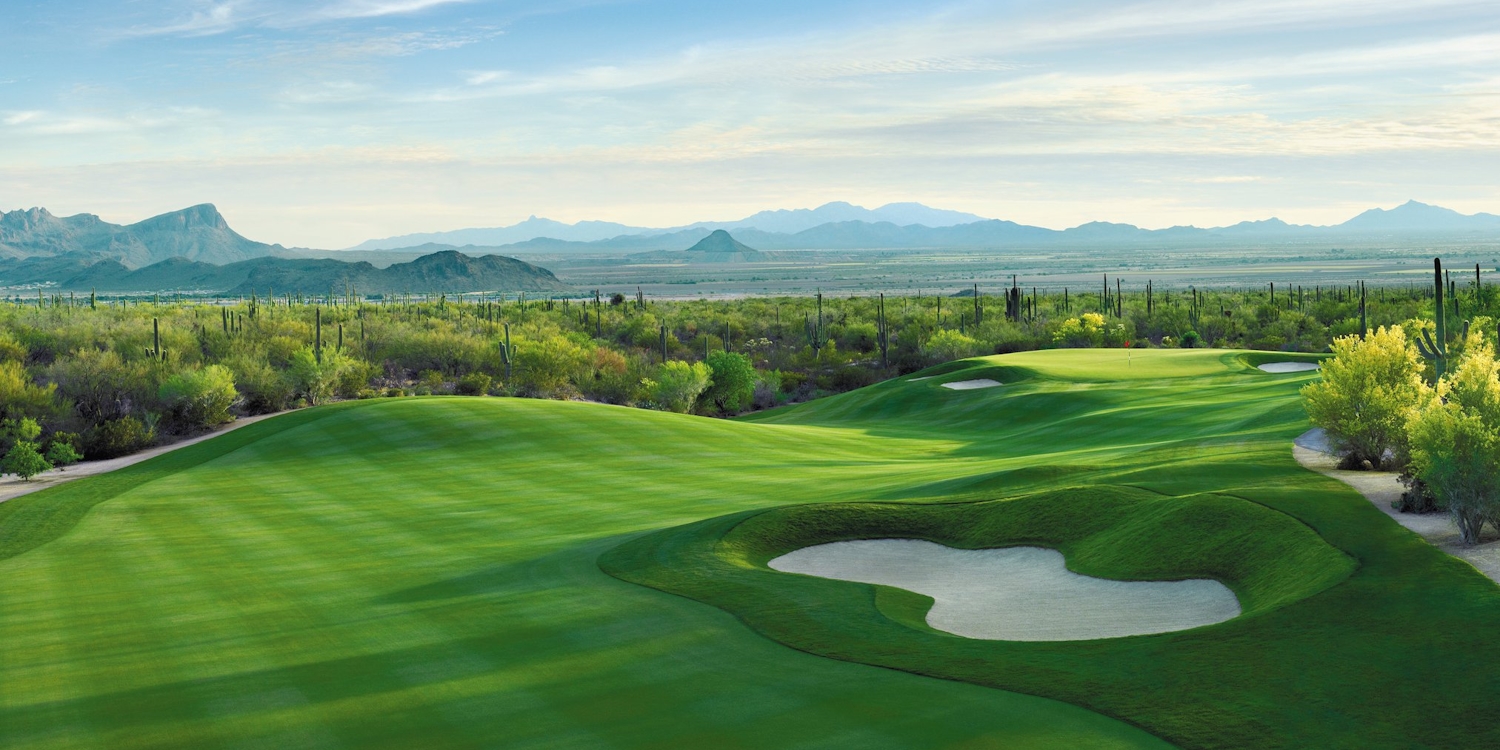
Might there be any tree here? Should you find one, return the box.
[1,418,51,481]
[649,361,712,413]
[45,440,83,469]
[159,364,238,430]
[1302,326,1425,469]
[703,350,756,414]
[1407,338,1500,544]
[1053,313,1106,348]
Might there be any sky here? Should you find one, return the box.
[3,0,1500,248]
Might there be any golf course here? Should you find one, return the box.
[2,347,1497,748]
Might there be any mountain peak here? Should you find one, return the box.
[686,229,758,253]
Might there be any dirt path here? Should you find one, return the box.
[0,411,293,504]
[1294,428,1500,583]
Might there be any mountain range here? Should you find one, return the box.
[0,204,281,268]
[351,200,1500,255]
[346,201,989,250]
[6,199,1500,293]
[0,250,570,295]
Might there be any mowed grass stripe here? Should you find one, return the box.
[2,394,1168,748]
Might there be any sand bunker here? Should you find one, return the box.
[769,539,1240,641]
[940,379,1002,390]
[1258,362,1320,373]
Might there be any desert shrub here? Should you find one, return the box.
[925,330,980,363]
[1406,339,1500,544]
[224,353,293,414]
[456,372,492,396]
[1053,313,1105,348]
[287,347,348,405]
[83,415,156,459]
[159,365,238,431]
[753,370,783,410]
[704,350,757,414]
[336,359,381,399]
[648,361,711,413]
[513,334,589,398]
[2,440,51,480]
[1,360,60,422]
[1181,330,1202,348]
[44,439,83,468]
[1302,326,1425,470]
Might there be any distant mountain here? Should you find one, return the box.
[705,201,989,235]
[686,230,758,253]
[1338,200,1500,232]
[348,201,990,251]
[0,249,571,295]
[347,217,656,251]
[0,204,280,267]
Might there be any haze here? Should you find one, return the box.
[4,0,1500,248]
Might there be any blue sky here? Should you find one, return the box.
[3,0,1500,247]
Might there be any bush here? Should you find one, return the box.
[1181,330,1202,348]
[1406,338,1500,544]
[225,354,294,414]
[1,440,50,481]
[159,365,238,431]
[456,372,492,396]
[287,347,348,405]
[924,330,979,363]
[648,361,712,413]
[83,416,157,459]
[704,350,756,414]
[1302,326,1425,470]
[44,440,83,469]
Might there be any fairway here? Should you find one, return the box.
[2,348,1498,748]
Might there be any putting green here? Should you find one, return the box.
[0,348,1495,749]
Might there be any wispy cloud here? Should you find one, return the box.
[127,1,243,38]
[313,0,471,20]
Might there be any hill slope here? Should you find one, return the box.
[0,204,280,267]
[0,249,571,294]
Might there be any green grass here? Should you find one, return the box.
[0,347,1495,748]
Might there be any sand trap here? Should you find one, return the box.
[1258,362,1320,373]
[769,539,1240,641]
[940,378,1002,390]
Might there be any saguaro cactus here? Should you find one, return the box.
[1416,258,1455,377]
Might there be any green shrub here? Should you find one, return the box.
[83,416,156,459]
[1303,326,1425,470]
[704,350,756,414]
[159,365,238,431]
[44,440,83,469]
[1,440,50,480]
[1181,330,1202,348]
[647,361,711,413]
[456,372,492,396]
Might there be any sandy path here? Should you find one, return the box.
[0,411,293,504]
[1293,428,1500,583]
[770,539,1239,641]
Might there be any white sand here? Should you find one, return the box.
[0,410,292,504]
[940,379,1003,390]
[907,376,935,382]
[1258,362,1320,373]
[1293,428,1500,583]
[770,539,1240,641]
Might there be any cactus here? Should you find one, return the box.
[500,323,514,381]
[1359,281,1367,340]
[1416,258,1459,378]
[659,325,668,363]
[315,307,323,363]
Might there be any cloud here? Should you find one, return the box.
[312,0,470,20]
[127,1,242,37]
